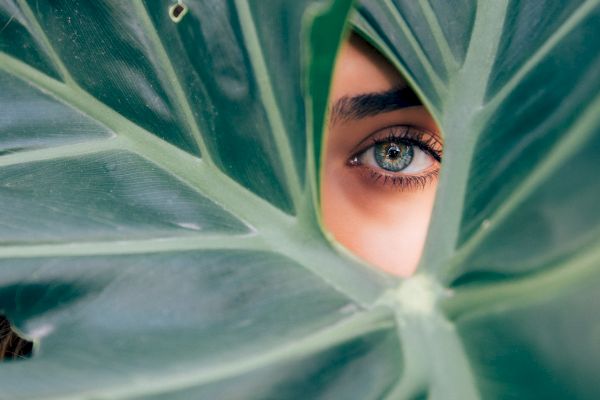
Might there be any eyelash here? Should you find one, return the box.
[347,125,443,190]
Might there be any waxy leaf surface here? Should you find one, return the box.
[1,0,599,399]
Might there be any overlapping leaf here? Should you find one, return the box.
[0,0,395,398]
[356,0,600,398]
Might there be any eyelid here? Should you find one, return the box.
[350,125,443,162]
[344,123,443,192]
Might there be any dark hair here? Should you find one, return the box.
[0,316,32,361]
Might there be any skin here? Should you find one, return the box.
[321,34,442,276]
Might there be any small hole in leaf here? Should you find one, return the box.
[169,2,188,23]
[0,315,33,361]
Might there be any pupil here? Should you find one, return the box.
[387,145,400,159]
[374,142,414,172]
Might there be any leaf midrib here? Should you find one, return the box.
[419,0,509,275]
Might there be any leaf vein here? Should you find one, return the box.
[234,0,305,211]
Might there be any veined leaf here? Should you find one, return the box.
[0,0,397,398]
[355,0,600,398]
[1,0,599,399]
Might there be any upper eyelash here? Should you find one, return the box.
[370,127,442,162]
[349,125,443,163]
[346,125,443,191]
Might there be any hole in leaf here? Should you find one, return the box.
[321,33,443,277]
[0,315,33,361]
[169,2,188,23]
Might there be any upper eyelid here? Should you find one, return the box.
[350,125,442,157]
[355,139,442,165]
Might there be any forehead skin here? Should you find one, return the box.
[330,34,405,102]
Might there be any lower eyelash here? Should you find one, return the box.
[355,165,440,191]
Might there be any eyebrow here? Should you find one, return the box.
[329,86,422,125]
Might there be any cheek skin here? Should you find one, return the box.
[321,108,439,276]
[321,158,436,276]
[322,34,440,276]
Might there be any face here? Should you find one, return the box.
[321,34,442,276]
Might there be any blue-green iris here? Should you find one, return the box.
[374,142,414,172]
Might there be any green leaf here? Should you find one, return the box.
[0,0,395,398]
[1,0,599,399]
[356,0,600,398]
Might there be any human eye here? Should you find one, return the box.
[347,125,442,190]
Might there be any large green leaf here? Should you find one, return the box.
[0,0,599,399]
[355,0,600,398]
